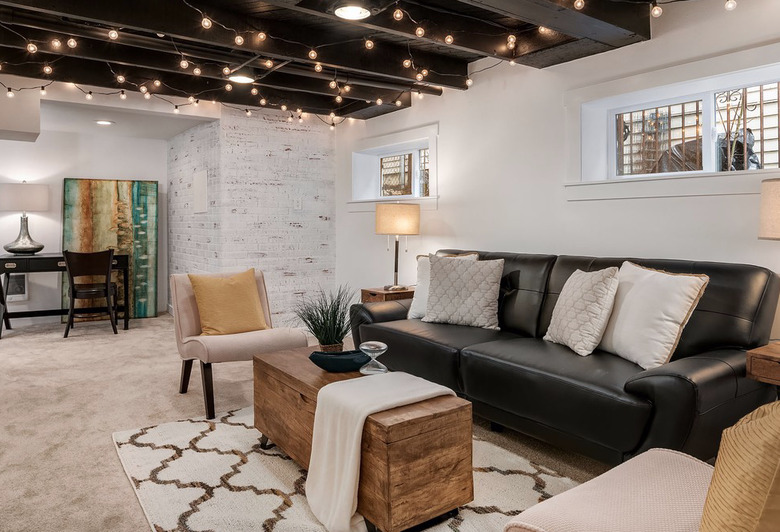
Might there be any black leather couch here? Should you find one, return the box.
[350,250,780,465]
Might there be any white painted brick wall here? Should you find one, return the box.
[167,108,336,326]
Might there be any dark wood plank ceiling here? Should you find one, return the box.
[0,0,651,119]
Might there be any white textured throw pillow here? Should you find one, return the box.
[544,267,619,357]
[408,253,478,319]
[422,256,504,330]
[599,261,709,370]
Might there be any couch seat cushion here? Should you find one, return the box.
[358,319,519,392]
[461,338,652,454]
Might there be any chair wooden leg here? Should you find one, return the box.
[64,296,75,338]
[201,361,215,419]
[107,294,118,334]
[179,360,193,394]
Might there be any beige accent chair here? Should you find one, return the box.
[170,271,308,419]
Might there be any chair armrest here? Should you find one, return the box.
[350,300,412,346]
[624,348,770,457]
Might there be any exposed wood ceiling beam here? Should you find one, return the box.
[263,0,574,63]
[0,24,412,105]
[0,7,443,97]
[455,0,650,48]
[0,0,469,89]
[0,50,408,117]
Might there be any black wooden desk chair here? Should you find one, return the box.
[63,249,118,338]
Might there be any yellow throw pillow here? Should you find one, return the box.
[188,269,268,335]
[699,401,780,532]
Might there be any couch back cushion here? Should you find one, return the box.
[437,250,557,337]
[540,256,779,359]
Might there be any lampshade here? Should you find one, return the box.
[375,203,420,236]
[0,183,50,212]
[759,178,780,240]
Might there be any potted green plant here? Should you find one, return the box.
[293,285,354,352]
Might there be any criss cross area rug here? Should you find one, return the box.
[113,407,577,532]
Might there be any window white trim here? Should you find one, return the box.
[564,41,780,200]
[350,123,438,205]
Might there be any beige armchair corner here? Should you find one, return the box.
[170,271,308,419]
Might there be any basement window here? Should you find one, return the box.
[351,124,438,203]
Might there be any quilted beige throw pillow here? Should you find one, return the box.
[544,267,619,356]
[408,252,478,320]
[699,401,780,532]
[599,261,708,370]
[422,256,504,330]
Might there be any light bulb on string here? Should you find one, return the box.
[651,3,663,17]
[465,77,473,86]
[119,90,127,100]
[51,38,61,49]
[245,109,252,117]
[330,123,335,131]
[393,9,403,21]
[188,95,195,103]
[415,27,425,37]
[395,100,402,107]
[194,99,199,106]
[417,92,424,99]
[287,115,293,123]
[39,86,47,96]
[26,42,37,53]
[153,79,161,87]
[116,74,126,83]
[403,59,412,68]
[343,85,351,92]
[299,116,304,123]
[509,59,516,66]
[421,69,428,77]
[235,35,244,45]
[251,87,259,96]
[222,66,231,76]
[260,98,267,105]
[174,105,180,114]
[538,26,550,34]
[43,65,53,75]
[201,17,212,29]
[193,67,202,76]
[180,58,189,69]
[365,39,374,49]
[444,35,454,45]
[139,85,148,93]
[257,32,267,41]
[329,80,338,89]
[67,37,77,48]
[86,91,93,100]
[315,63,323,72]
[296,108,302,114]
[225,83,232,91]
[376,98,383,105]
[281,104,287,111]
[144,92,151,99]
[108,29,119,40]
[507,34,516,44]
[308,49,318,59]
[330,112,336,118]
[6,88,13,98]
[335,95,343,103]
[507,42,515,49]
[415,72,423,81]
[574,0,585,9]
[725,0,737,10]
[265,59,274,68]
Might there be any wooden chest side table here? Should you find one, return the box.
[361,287,414,303]
[747,343,780,386]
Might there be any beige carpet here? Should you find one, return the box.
[0,315,608,532]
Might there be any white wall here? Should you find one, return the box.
[0,131,168,324]
[334,0,780,335]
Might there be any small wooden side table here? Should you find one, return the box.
[361,287,415,303]
[746,343,780,385]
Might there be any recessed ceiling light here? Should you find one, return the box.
[228,74,255,84]
[95,120,115,126]
[334,2,371,20]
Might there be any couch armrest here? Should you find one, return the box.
[350,300,412,346]
[624,348,773,458]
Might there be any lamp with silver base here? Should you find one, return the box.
[0,181,50,255]
[375,202,420,291]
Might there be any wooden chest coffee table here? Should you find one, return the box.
[253,346,473,532]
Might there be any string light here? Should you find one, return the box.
[39,86,46,95]
[574,0,585,9]
[193,67,202,76]
[201,17,212,29]
[296,108,302,114]
[194,99,199,106]
[180,58,189,69]
[260,98,267,105]
[257,32,267,41]
[365,39,374,49]
[265,59,274,68]
[539,26,550,34]
[116,74,126,83]
[465,77,473,86]
[393,9,403,21]
[343,85,351,92]
[329,80,338,89]
[651,3,663,17]
[222,66,231,76]
[235,35,244,45]
[444,35,454,45]
[417,92,424,99]
[330,122,335,131]
[67,38,77,48]
[245,109,252,116]
[415,27,425,38]
[299,116,304,123]
[43,65,53,75]
[108,29,119,40]
[251,87,259,95]
[188,95,195,103]
[421,69,429,77]
[395,100,402,106]
[174,105,180,113]
[308,49,318,59]
[144,92,151,99]
[26,43,37,53]
[725,0,737,10]
[119,90,127,99]
[509,59,516,66]
[415,72,423,81]
[139,85,148,93]
[225,83,232,91]
[51,38,61,49]
[85,91,93,100]
[315,63,323,72]
[335,95,343,103]
[329,112,336,118]
[403,59,412,68]
[287,115,293,122]
[153,79,161,87]
[280,104,287,111]
[6,88,13,98]
[376,98,383,105]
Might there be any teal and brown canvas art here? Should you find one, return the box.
[62,178,158,319]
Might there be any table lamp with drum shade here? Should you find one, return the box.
[0,181,50,254]
[375,202,420,291]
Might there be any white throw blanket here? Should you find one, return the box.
[306,372,455,532]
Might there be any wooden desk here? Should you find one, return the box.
[0,253,130,338]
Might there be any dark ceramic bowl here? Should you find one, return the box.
[309,349,370,373]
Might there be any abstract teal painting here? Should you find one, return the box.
[62,178,158,318]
